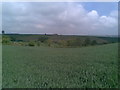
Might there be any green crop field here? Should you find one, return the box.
[2,43,118,88]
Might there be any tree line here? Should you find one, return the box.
[2,35,109,48]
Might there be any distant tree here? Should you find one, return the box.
[2,30,5,34]
[91,40,97,45]
[84,38,91,46]
[11,37,16,41]
[103,42,108,44]
[38,36,48,43]
[59,40,67,47]
[67,40,71,46]
[66,38,82,47]
[75,38,82,46]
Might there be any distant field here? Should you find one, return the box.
[2,43,118,88]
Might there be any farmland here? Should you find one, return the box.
[2,43,118,88]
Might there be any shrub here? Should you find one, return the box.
[28,41,35,46]
[37,42,41,46]
[83,38,91,46]
[58,40,67,47]
[91,40,97,45]
[2,36,11,45]
[38,36,48,43]
[67,38,82,47]
[46,39,53,47]
[11,37,16,41]
[103,42,108,44]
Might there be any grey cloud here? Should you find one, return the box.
[2,2,118,35]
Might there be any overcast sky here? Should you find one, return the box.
[2,2,118,35]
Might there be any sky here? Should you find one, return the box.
[2,2,118,35]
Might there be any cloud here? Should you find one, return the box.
[87,10,99,19]
[110,10,118,17]
[2,2,118,35]
[99,16,117,27]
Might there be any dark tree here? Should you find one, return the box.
[28,41,35,46]
[11,37,16,41]
[84,38,91,46]
[2,30,5,34]
[91,40,97,45]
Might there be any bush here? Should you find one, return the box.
[91,40,97,45]
[37,42,41,46]
[46,39,53,47]
[2,36,11,45]
[58,40,67,47]
[11,37,16,41]
[66,38,82,47]
[38,36,48,43]
[28,41,35,46]
[83,38,91,46]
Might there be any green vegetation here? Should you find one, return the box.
[91,40,97,45]
[2,34,119,48]
[2,43,118,88]
[38,36,48,43]
[28,41,35,46]
[2,34,119,88]
[2,36,11,45]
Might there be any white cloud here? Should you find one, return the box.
[35,24,45,29]
[87,10,99,20]
[2,2,118,35]
[110,10,118,17]
[99,16,117,28]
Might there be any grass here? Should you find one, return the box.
[2,43,118,88]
